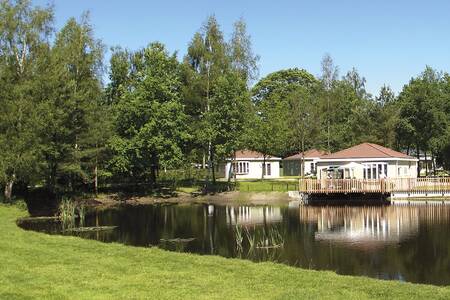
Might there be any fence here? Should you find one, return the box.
[299,177,450,194]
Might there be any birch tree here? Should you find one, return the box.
[0,0,53,201]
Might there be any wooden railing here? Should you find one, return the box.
[299,177,450,194]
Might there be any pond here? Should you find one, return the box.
[18,203,450,286]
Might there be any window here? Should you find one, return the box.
[263,163,271,176]
[233,161,249,174]
[310,162,315,173]
[363,163,388,179]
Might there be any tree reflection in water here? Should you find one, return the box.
[19,203,450,285]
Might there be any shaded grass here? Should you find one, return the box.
[1,205,450,299]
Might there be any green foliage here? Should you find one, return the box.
[251,68,318,104]
[3,2,450,203]
[108,42,190,181]
[396,66,450,172]
[0,0,54,200]
[40,14,106,194]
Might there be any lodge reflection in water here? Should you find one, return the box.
[18,203,450,285]
[298,205,450,247]
[305,206,418,245]
[226,206,282,226]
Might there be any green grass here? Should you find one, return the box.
[237,180,299,192]
[1,205,450,299]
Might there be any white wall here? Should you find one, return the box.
[317,160,418,179]
[224,160,280,179]
[283,159,317,176]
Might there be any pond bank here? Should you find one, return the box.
[92,191,292,208]
[2,204,450,299]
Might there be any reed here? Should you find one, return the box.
[234,224,244,254]
[59,198,87,230]
[59,198,76,230]
[77,205,86,227]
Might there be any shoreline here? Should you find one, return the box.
[91,191,292,208]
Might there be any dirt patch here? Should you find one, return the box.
[91,191,291,208]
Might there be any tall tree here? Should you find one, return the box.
[251,68,317,105]
[247,96,289,179]
[184,15,230,182]
[108,42,190,184]
[207,71,252,181]
[396,66,447,175]
[228,18,259,84]
[0,0,53,201]
[41,13,105,194]
[286,87,321,176]
[320,53,339,151]
[344,67,369,99]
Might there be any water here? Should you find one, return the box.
[18,203,450,285]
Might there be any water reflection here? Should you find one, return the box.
[301,206,419,247]
[226,206,282,226]
[18,203,450,286]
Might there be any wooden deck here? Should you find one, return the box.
[299,177,450,194]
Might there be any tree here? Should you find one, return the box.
[41,14,105,194]
[182,16,260,184]
[0,0,53,201]
[184,16,229,178]
[396,67,447,175]
[251,68,317,104]
[108,42,190,184]
[247,98,289,179]
[207,71,252,182]
[374,85,399,148]
[320,53,339,151]
[286,87,321,177]
[344,67,369,99]
[228,18,259,84]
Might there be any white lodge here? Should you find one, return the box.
[220,150,281,180]
[315,143,418,180]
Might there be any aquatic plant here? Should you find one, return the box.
[77,205,86,227]
[234,224,244,255]
[245,227,256,253]
[59,198,76,230]
[59,198,87,230]
[256,227,284,249]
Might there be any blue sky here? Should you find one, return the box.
[33,0,450,95]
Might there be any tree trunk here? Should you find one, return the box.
[211,148,216,185]
[424,151,429,177]
[261,155,266,180]
[4,175,15,202]
[432,152,437,176]
[416,145,421,177]
[233,151,237,184]
[94,164,98,196]
[300,135,305,178]
[227,151,234,183]
[202,151,206,169]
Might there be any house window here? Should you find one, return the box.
[363,163,388,179]
[310,162,315,173]
[233,162,249,174]
[263,163,271,176]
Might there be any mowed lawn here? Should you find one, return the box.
[1,205,450,299]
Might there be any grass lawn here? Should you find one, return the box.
[1,205,450,299]
[237,180,299,192]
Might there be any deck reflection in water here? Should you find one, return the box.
[302,206,419,247]
[19,203,450,285]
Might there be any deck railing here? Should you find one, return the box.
[299,177,450,194]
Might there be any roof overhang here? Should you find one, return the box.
[283,156,321,161]
[317,157,418,163]
[226,157,281,161]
